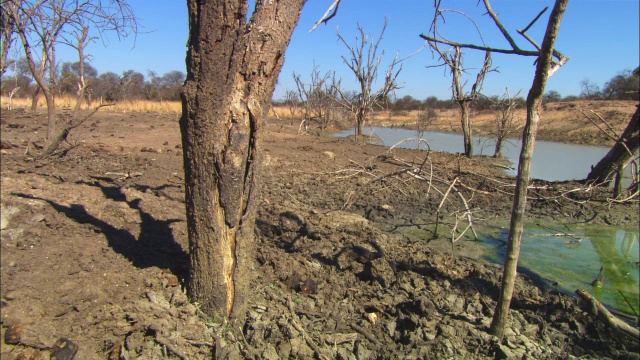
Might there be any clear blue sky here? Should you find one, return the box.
[53,0,639,101]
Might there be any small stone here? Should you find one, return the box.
[365,312,378,325]
[30,214,45,224]
[4,324,23,344]
[386,319,396,337]
[166,274,179,287]
[1,206,20,230]
[300,278,317,295]
[323,151,335,159]
[108,340,122,360]
[49,338,78,360]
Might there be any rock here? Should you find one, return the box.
[1,206,20,230]
[386,319,397,338]
[146,290,170,309]
[108,340,122,360]
[4,324,23,344]
[49,337,78,360]
[323,151,335,159]
[165,274,179,287]
[30,214,45,224]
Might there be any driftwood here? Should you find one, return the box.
[576,288,639,341]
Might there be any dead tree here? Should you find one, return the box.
[1,2,17,77]
[5,0,137,148]
[429,44,493,157]
[293,65,335,132]
[335,19,401,138]
[491,88,523,158]
[585,105,639,190]
[284,89,300,120]
[422,0,569,339]
[180,0,306,320]
[59,23,95,111]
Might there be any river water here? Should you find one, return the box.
[337,127,639,315]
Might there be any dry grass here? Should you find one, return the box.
[1,95,182,114]
[2,97,635,146]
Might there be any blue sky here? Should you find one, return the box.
[50,0,639,101]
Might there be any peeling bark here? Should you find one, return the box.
[180,0,305,320]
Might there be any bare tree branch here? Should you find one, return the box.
[310,0,341,33]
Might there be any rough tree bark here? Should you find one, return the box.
[489,0,569,339]
[180,0,306,320]
[586,105,639,184]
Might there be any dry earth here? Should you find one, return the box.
[0,105,638,359]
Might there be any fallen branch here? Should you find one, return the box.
[43,103,115,156]
[349,322,380,345]
[576,288,639,341]
[154,335,188,360]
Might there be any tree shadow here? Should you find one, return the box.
[14,179,189,281]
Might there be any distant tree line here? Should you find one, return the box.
[1,58,185,102]
[273,67,637,116]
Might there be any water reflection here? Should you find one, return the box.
[483,226,639,315]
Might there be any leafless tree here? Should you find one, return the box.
[580,78,601,99]
[293,65,336,132]
[284,89,300,120]
[5,0,137,150]
[59,22,95,110]
[1,2,17,77]
[334,19,401,138]
[416,107,438,134]
[4,49,21,109]
[491,88,523,158]
[424,9,494,158]
[180,0,306,321]
[422,0,570,339]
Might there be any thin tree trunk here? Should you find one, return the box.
[180,0,305,321]
[30,86,41,111]
[459,101,473,157]
[489,0,569,340]
[494,137,503,158]
[356,109,365,137]
[586,106,639,184]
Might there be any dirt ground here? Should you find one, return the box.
[1,106,638,359]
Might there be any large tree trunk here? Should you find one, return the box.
[586,106,639,184]
[459,100,473,157]
[489,0,569,340]
[180,0,305,320]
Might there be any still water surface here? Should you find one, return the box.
[336,127,614,182]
